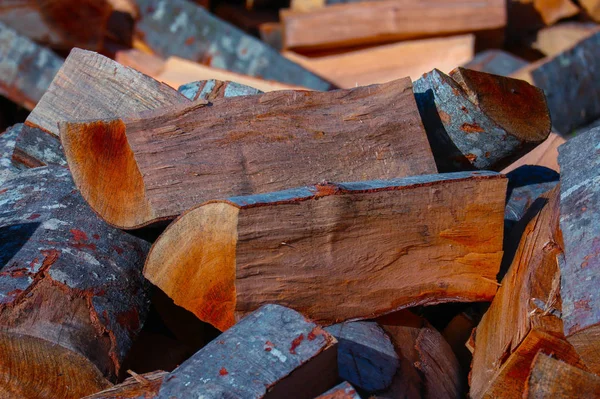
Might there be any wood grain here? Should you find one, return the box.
[178,80,262,101]
[83,371,166,399]
[60,78,437,229]
[144,172,506,331]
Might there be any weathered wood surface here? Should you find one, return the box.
[532,22,600,56]
[0,124,20,185]
[280,0,506,52]
[0,0,135,50]
[0,22,63,111]
[156,304,338,399]
[376,310,464,399]
[502,132,566,173]
[511,31,600,134]
[26,48,187,137]
[462,49,528,76]
[316,382,361,399]
[144,172,505,331]
[178,80,262,101]
[413,67,551,172]
[525,353,600,398]
[558,125,600,374]
[0,166,151,398]
[60,77,437,229]
[10,123,66,168]
[135,0,332,90]
[282,35,475,87]
[324,322,399,393]
[470,186,586,399]
[83,371,166,399]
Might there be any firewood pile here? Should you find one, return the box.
[1,0,600,398]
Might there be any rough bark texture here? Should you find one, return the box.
[10,123,66,168]
[324,322,399,394]
[26,48,187,137]
[525,353,600,398]
[0,0,136,50]
[316,382,361,399]
[511,31,600,134]
[178,80,262,101]
[135,0,332,90]
[156,304,338,399]
[0,124,20,185]
[470,186,586,399]
[0,166,151,398]
[376,310,464,399]
[144,172,506,331]
[280,0,506,52]
[558,126,600,374]
[83,371,166,399]
[413,67,551,172]
[462,49,528,76]
[0,22,63,111]
[61,77,437,229]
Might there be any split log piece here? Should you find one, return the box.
[156,304,338,399]
[10,123,66,168]
[144,171,506,331]
[83,371,167,399]
[315,382,361,399]
[60,77,437,229]
[178,80,262,101]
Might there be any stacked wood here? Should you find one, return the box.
[135,0,332,90]
[413,67,551,172]
[0,0,137,51]
[511,31,600,134]
[281,35,475,87]
[280,0,506,52]
[10,124,66,168]
[155,304,338,398]
[558,126,600,374]
[144,172,506,331]
[60,77,436,229]
[469,186,586,398]
[0,166,150,399]
[0,22,63,111]
[178,80,262,101]
[83,371,167,399]
[462,49,528,76]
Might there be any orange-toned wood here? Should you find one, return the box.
[532,22,600,56]
[579,0,600,21]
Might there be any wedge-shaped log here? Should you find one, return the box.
[0,166,150,399]
[10,123,66,168]
[26,48,187,137]
[414,67,551,172]
[61,78,437,229]
[280,0,506,52]
[135,0,332,90]
[559,126,600,374]
[0,23,63,111]
[178,80,262,101]
[156,304,338,399]
[83,371,167,399]
[144,172,505,331]
[470,186,585,399]
[525,353,600,398]
[511,31,600,134]
[316,382,361,399]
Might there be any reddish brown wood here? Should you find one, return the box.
[83,371,166,399]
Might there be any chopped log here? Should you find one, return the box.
[324,322,399,393]
[510,31,600,134]
[178,80,262,101]
[558,125,600,374]
[83,371,167,399]
[0,124,21,185]
[280,0,506,52]
[282,35,475,88]
[60,77,437,229]
[413,67,551,172]
[525,353,600,398]
[0,22,63,111]
[0,166,151,398]
[156,304,338,399]
[532,22,600,56]
[135,0,332,90]
[376,310,464,399]
[11,124,66,168]
[0,0,136,50]
[462,49,528,76]
[502,132,566,173]
[470,186,586,399]
[25,48,187,137]
[580,0,600,21]
[258,22,283,51]
[144,172,505,331]
[316,382,361,399]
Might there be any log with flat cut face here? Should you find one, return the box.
[144,172,506,331]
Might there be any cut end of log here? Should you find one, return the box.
[59,119,154,229]
[144,202,239,331]
[0,331,111,398]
